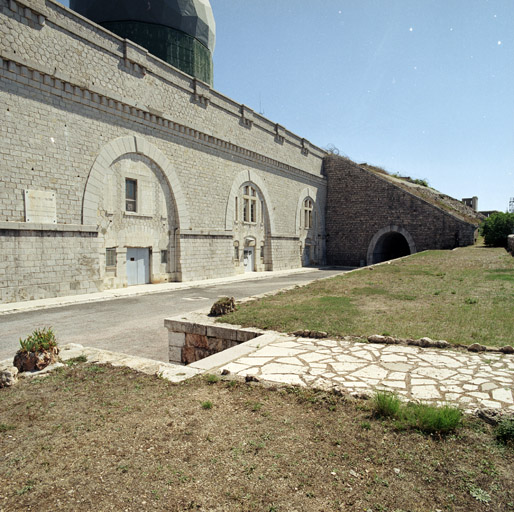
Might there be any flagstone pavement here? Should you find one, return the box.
[219,335,514,413]
[5,336,512,415]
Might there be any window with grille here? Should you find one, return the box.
[106,248,116,268]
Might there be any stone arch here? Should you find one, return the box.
[295,187,324,236]
[224,169,275,233]
[82,135,190,229]
[367,225,416,265]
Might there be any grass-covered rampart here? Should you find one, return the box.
[223,245,514,346]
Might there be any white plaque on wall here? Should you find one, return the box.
[24,189,57,224]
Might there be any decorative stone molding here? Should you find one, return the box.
[123,39,147,76]
[82,136,191,230]
[8,0,46,26]
[193,78,211,107]
[275,124,286,144]
[301,138,310,156]
[224,170,276,233]
[1,54,325,185]
[295,187,324,236]
[240,105,254,129]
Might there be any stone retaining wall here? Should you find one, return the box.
[324,156,479,266]
[165,318,261,364]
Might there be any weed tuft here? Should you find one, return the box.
[402,402,462,435]
[495,417,514,444]
[65,355,87,366]
[372,391,401,418]
[201,401,213,410]
[371,392,461,435]
[204,374,220,384]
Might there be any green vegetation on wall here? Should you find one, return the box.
[102,21,213,85]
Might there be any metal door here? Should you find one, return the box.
[243,247,254,273]
[126,248,150,285]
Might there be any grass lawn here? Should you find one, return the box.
[1,364,513,511]
[222,245,514,347]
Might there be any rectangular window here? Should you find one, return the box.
[234,245,239,260]
[125,178,137,212]
[161,250,168,264]
[235,197,238,221]
[260,244,265,259]
[106,248,116,268]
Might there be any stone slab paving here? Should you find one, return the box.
[220,336,514,412]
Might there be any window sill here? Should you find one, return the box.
[123,211,153,219]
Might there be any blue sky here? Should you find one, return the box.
[59,1,513,211]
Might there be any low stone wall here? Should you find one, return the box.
[165,318,261,364]
[508,235,514,255]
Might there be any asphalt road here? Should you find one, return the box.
[0,269,346,363]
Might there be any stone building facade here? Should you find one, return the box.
[0,0,479,304]
[0,0,326,303]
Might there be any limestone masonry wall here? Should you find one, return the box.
[324,156,478,267]
[165,318,261,365]
[0,0,327,302]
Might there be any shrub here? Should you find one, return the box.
[372,391,401,418]
[18,327,57,353]
[480,212,514,247]
[495,417,514,444]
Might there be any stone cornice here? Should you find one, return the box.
[0,52,326,187]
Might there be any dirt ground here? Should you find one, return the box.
[1,363,513,512]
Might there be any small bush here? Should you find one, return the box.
[201,401,213,410]
[495,417,514,444]
[372,391,401,418]
[19,327,57,353]
[480,212,514,247]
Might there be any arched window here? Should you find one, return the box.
[303,198,313,229]
[243,185,257,223]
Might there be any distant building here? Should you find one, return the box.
[462,197,478,212]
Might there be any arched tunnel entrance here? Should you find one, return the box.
[372,232,411,264]
[367,226,416,266]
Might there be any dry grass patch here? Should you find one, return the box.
[222,245,514,346]
[1,364,513,511]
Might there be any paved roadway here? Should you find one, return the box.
[0,269,345,362]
